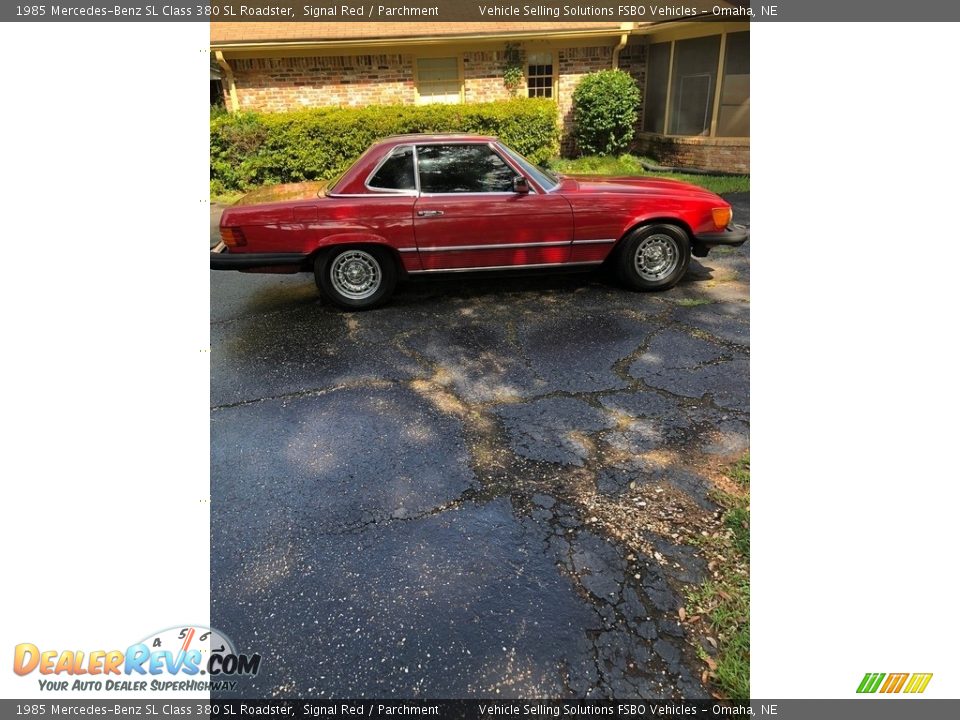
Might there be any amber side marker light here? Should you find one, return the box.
[711,207,732,230]
[221,227,246,248]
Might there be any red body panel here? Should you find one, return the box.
[413,193,574,271]
[218,135,734,276]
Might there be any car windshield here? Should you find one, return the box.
[497,144,559,191]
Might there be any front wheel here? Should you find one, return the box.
[617,224,691,291]
[315,246,397,310]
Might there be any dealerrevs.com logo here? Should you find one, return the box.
[857,672,933,694]
[13,625,261,693]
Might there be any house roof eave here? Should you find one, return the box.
[210,25,648,54]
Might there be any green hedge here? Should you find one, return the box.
[210,99,560,194]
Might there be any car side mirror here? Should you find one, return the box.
[512,176,530,194]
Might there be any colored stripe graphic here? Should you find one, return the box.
[904,673,933,694]
[857,672,932,694]
[856,673,885,693]
[880,673,909,693]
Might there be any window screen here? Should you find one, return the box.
[416,57,461,105]
[668,35,721,136]
[416,144,516,193]
[368,146,416,191]
[717,31,749,137]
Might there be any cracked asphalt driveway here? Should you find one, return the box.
[211,193,750,699]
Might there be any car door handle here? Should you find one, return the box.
[417,210,444,217]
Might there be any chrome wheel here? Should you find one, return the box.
[634,234,680,281]
[329,250,382,300]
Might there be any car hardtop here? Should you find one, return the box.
[378,133,499,147]
[329,134,507,195]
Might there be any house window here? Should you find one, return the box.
[526,52,553,98]
[416,144,516,193]
[643,30,750,139]
[416,57,461,104]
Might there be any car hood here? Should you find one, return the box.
[560,174,721,201]
[232,180,329,206]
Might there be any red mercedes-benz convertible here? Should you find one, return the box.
[211,134,748,309]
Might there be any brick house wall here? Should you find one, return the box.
[618,38,647,120]
[634,135,750,175]
[463,50,510,102]
[225,44,632,138]
[230,55,415,111]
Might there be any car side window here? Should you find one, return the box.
[367,146,416,191]
[416,144,516,193]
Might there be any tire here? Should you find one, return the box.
[315,246,396,310]
[617,224,691,291]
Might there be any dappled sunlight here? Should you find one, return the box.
[402,424,438,446]
[410,376,470,418]
[410,355,526,407]
[469,643,542,697]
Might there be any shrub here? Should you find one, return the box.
[571,70,642,156]
[210,99,560,193]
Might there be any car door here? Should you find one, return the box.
[412,143,574,272]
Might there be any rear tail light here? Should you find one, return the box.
[711,207,732,230]
[221,227,246,248]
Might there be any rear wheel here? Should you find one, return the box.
[617,224,690,291]
[315,247,396,310]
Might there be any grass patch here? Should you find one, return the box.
[547,154,749,195]
[729,452,750,487]
[211,191,246,205]
[549,153,650,175]
[687,452,750,699]
[723,502,750,558]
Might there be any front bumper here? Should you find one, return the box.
[693,223,750,248]
[210,242,309,271]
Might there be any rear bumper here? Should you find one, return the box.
[693,223,749,248]
[210,242,309,271]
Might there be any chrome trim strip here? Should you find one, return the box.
[328,192,420,199]
[571,238,617,245]
[412,144,421,194]
[408,261,603,274]
[396,247,419,253]
[418,192,518,197]
[417,241,571,252]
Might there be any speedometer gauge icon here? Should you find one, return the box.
[138,625,238,675]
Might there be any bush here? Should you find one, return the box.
[572,70,642,156]
[211,99,560,193]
